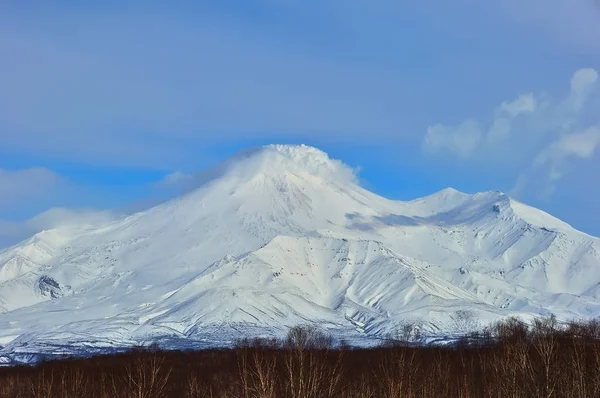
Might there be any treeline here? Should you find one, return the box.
[3,316,600,397]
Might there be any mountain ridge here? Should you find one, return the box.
[0,144,598,362]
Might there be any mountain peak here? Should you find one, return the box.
[435,187,465,196]
[202,144,358,186]
[1,144,599,361]
[235,144,333,167]
[407,187,471,214]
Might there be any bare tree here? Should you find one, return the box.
[284,325,333,350]
[113,351,172,398]
[28,369,55,398]
[530,315,559,398]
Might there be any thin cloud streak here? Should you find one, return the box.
[423,68,600,199]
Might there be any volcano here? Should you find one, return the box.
[1,144,599,362]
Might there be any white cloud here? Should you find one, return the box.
[486,94,538,142]
[498,93,537,118]
[513,124,600,199]
[155,171,194,188]
[0,167,126,248]
[423,68,598,158]
[424,68,600,199]
[571,68,599,95]
[0,168,62,206]
[423,120,482,158]
[553,126,600,159]
[28,208,116,230]
[569,68,599,112]
[422,91,538,156]
[535,124,600,170]
[0,208,116,249]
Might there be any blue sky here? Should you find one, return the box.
[1,0,599,246]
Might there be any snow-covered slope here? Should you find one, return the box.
[0,144,599,361]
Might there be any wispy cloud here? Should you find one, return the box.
[1,1,599,238]
[423,120,482,158]
[154,171,194,190]
[0,208,116,249]
[570,68,599,111]
[423,68,599,198]
[423,68,598,157]
[531,124,600,197]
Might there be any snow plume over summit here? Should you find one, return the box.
[182,145,359,192]
[0,145,599,362]
[233,145,357,182]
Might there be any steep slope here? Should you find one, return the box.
[142,236,486,335]
[0,144,599,361]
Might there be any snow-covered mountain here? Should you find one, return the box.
[1,144,599,361]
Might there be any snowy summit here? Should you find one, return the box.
[0,144,599,362]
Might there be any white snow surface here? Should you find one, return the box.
[1,144,599,361]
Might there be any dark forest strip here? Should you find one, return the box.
[2,317,600,397]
